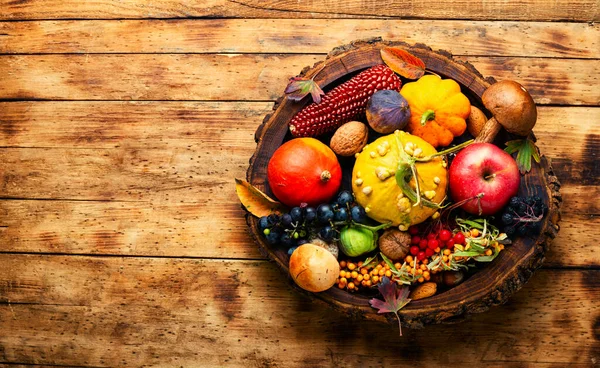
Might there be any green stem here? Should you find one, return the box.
[410,164,423,207]
[415,139,474,162]
[420,109,436,126]
[353,221,392,232]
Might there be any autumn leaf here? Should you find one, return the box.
[369,276,411,336]
[504,138,541,174]
[235,179,287,217]
[380,47,426,79]
[284,76,325,104]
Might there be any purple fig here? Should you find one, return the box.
[366,90,411,134]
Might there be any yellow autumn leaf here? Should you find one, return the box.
[235,178,287,217]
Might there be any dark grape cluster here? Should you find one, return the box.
[257,190,368,251]
[500,196,547,237]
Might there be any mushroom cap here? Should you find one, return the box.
[482,80,537,136]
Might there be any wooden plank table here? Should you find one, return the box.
[0,2,598,366]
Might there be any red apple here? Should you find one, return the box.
[449,143,520,215]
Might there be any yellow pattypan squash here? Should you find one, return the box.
[400,75,471,148]
[352,131,450,228]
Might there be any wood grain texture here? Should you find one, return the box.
[0,54,598,104]
[0,0,598,21]
[0,255,598,366]
[1,19,598,59]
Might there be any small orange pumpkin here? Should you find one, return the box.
[268,138,342,207]
[400,75,471,148]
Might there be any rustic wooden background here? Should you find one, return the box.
[0,1,599,367]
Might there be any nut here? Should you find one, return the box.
[378,229,411,261]
[442,271,465,287]
[467,105,488,137]
[329,121,369,157]
[409,282,437,300]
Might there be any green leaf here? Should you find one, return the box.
[504,138,539,174]
[474,255,498,262]
[453,251,483,257]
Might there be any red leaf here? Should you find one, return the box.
[369,277,411,336]
[381,47,426,79]
[284,77,325,104]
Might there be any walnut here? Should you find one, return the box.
[378,228,411,261]
[329,121,369,157]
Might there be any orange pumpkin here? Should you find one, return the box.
[267,138,342,207]
[400,75,471,148]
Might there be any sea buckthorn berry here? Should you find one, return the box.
[340,260,347,268]
[372,275,380,283]
[385,270,392,277]
[405,255,414,264]
[348,263,356,271]
[470,229,480,237]
[351,271,358,279]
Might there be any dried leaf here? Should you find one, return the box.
[369,277,411,336]
[284,77,325,104]
[235,178,287,217]
[504,138,540,174]
[381,47,426,79]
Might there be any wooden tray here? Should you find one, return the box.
[245,38,562,328]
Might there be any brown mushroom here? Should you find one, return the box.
[474,80,537,143]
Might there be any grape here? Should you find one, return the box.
[525,197,535,206]
[280,233,295,248]
[336,190,354,206]
[517,224,528,236]
[267,213,280,226]
[265,228,282,245]
[316,204,335,224]
[281,213,294,228]
[350,205,366,223]
[530,222,542,233]
[501,213,514,225]
[258,216,270,231]
[319,226,335,241]
[334,207,349,222]
[517,202,528,215]
[304,207,317,223]
[504,226,516,237]
[297,239,309,246]
[509,197,522,208]
[290,207,303,223]
[287,245,299,255]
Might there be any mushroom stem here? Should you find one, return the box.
[474,116,502,143]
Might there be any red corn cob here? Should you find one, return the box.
[289,64,402,137]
